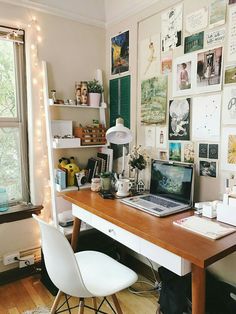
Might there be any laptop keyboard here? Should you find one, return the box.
[141,195,179,208]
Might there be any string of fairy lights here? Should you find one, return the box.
[28,16,50,219]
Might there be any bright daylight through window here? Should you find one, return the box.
[0,27,28,206]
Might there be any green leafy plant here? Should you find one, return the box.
[87,79,103,94]
[100,172,112,178]
[128,145,150,171]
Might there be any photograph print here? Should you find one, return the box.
[184,142,195,163]
[199,160,217,178]
[169,142,181,161]
[111,30,129,75]
[196,47,223,93]
[224,64,236,84]
[169,98,190,141]
[199,143,208,158]
[173,54,195,96]
[221,127,236,171]
[184,32,204,54]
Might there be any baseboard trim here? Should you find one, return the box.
[0,261,41,285]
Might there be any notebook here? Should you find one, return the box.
[121,160,194,217]
[173,216,236,240]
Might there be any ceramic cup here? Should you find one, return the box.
[116,179,132,197]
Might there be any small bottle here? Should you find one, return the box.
[0,188,8,212]
[160,131,164,144]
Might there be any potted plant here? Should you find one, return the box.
[87,79,103,107]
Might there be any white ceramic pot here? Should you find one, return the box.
[88,93,101,107]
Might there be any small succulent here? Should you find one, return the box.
[87,79,103,93]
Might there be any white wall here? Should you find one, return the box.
[105,0,236,285]
[0,1,105,272]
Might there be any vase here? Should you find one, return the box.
[88,93,101,107]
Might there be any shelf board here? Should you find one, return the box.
[56,183,91,193]
[49,103,107,109]
[53,144,108,149]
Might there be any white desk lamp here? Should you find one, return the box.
[106,117,133,176]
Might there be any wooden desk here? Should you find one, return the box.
[64,190,236,314]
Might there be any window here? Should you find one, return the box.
[0,26,29,205]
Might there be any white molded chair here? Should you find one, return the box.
[33,214,138,314]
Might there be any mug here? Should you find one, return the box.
[116,179,132,197]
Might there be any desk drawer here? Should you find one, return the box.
[91,215,140,254]
[140,238,191,276]
[72,204,92,225]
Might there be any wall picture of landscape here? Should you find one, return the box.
[141,76,168,124]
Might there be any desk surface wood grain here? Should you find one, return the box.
[63,190,236,268]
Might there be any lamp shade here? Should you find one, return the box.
[106,118,133,145]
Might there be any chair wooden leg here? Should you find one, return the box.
[111,294,123,314]
[78,298,85,314]
[50,290,63,314]
[92,297,97,313]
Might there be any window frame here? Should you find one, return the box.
[0,26,29,205]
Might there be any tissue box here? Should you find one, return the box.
[217,203,236,226]
[202,202,217,218]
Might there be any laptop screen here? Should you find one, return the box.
[150,160,194,204]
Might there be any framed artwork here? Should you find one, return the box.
[222,86,236,124]
[209,144,219,159]
[111,30,129,75]
[209,0,227,28]
[192,94,221,141]
[184,32,204,54]
[168,98,190,141]
[140,35,160,79]
[199,143,208,158]
[199,160,217,178]
[196,47,223,93]
[229,0,236,4]
[156,126,168,149]
[141,76,168,124]
[169,142,181,161]
[224,64,236,84]
[161,3,183,52]
[172,54,196,97]
[184,142,195,163]
[221,127,236,171]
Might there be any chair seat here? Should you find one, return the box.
[75,250,138,297]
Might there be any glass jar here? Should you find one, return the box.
[101,176,111,192]
[91,178,101,192]
[0,187,8,212]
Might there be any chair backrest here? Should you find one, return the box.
[32,214,92,298]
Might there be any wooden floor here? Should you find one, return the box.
[0,275,158,314]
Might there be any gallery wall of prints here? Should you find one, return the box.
[137,0,236,201]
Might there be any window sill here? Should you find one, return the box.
[0,204,43,224]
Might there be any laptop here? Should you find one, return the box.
[121,160,194,217]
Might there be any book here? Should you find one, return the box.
[86,158,98,182]
[97,152,108,172]
[173,216,236,240]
